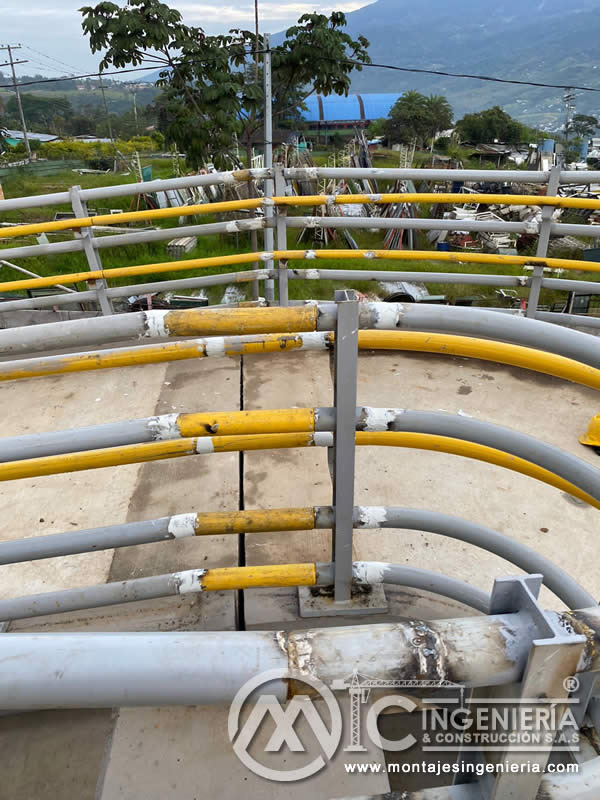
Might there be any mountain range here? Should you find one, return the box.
[341,0,600,127]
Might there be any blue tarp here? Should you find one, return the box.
[302,93,402,123]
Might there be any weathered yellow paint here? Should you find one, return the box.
[357,331,600,391]
[210,432,318,453]
[277,193,600,211]
[199,563,316,591]
[0,341,206,382]
[163,305,318,336]
[0,198,263,240]
[4,190,600,245]
[0,438,200,481]
[194,507,315,535]
[355,431,600,509]
[2,245,600,295]
[178,409,315,437]
[0,433,319,481]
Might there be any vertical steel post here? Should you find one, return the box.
[274,167,289,305]
[69,186,113,316]
[262,33,276,306]
[332,289,359,603]
[526,165,561,318]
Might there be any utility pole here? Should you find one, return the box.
[0,44,31,159]
[563,87,576,165]
[98,71,114,143]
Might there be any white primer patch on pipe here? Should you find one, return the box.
[204,337,226,358]
[352,561,388,584]
[196,439,215,454]
[299,332,329,351]
[305,250,317,260]
[168,513,197,538]
[371,303,403,329]
[361,407,398,431]
[263,197,275,206]
[259,251,274,261]
[147,413,180,440]
[144,310,168,338]
[305,269,320,279]
[305,217,320,228]
[364,251,377,259]
[313,432,334,447]
[175,568,207,593]
[305,167,318,179]
[357,506,388,529]
[225,221,240,233]
[368,194,382,203]
[222,172,236,185]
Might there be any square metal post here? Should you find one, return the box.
[332,289,359,603]
[274,167,289,306]
[526,165,561,318]
[69,186,113,316]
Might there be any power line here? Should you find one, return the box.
[22,45,84,75]
[3,49,600,95]
[319,56,600,94]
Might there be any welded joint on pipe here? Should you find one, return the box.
[203,337,226,358]
[305,250,317,259]
[168,513,197,539]
[357,407,399,431]
[276,630,315,679]
[143,310,168,338]
[147,413,180,440]
[366,303,404,330]
[298,332,332,351]
[517,276,529,286]
[364,251,377,259]
[305,217,320,227]
[305,269,320,279]
[355,506,388,529]
[174,568,207,593]
[352,561,388,585]
[195,439,215,454]
[368,194,382,203]
[313,432,334,447]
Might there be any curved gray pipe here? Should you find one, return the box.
[352,408,600,505]
[318,303,600,370]
[315,561,490,612]
[344,507,595,609]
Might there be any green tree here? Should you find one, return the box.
[570,114,598,139]
[385,92,453,147]
[367,117,387,139]
[423,94,453,143]
[455,106,525,144]
[80,0,370,169]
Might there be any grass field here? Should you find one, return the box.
[1,160,598,307]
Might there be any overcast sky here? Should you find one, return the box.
[1,1,370,79]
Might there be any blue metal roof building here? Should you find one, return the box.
[302,93,402,124]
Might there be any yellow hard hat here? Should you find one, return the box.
[580,414,600,447]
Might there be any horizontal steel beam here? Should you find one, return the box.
[2,603,600,709]
[3,504,591,610]
[289,268,524,287]
[284,167,551,183]
[0,168,271,213]
[288,216,533,234]
[0,269,270,312]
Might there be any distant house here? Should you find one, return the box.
[3,129,60,145]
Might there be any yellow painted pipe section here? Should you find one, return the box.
[358,331,600,391]
[0,430,597,512]
[0,433,319,481]
[163,305,318,336]
[193,508,316,535]
[199,563,316,591]
[1,329,598,394]
[1,246,599,296]
[178,409,315,437]
[355,431,599,509]
[3,192,600,242]
[0,333,331,382]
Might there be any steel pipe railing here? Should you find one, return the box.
[0,428,597,511]
[0,167,271,213]
[0,505,592,609]
[2,304,600,371]
[3,605,600,709]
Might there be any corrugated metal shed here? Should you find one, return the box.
[4,129,60,143]
[302,93,402,123]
